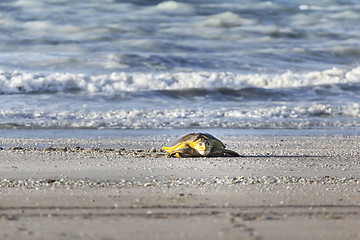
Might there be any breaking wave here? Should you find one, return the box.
[1,66,360,96]
[1,103,360,129]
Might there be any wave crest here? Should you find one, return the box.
[1,66,360,95]
[1,103,360,129]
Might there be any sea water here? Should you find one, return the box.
[1,0,360,136]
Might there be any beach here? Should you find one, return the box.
[1,134,360,240]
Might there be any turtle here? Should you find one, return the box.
[162,133,239,158]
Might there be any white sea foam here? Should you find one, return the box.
[199,12,257,28]
[1,66,360,95]
[153,1,194,12]
[1,103,360,129]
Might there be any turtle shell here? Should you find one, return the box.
[174,133,225,149]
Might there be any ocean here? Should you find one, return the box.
[1,0,360,137]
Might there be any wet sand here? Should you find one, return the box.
[1,135,360,240]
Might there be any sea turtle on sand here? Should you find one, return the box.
[162,133,239,158]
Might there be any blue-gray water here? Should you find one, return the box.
[1,0,360,133]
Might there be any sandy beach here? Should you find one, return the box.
[1,134,360,240]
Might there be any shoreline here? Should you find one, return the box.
[1,135,360,239]
[1,128,360,140]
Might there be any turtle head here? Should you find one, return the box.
[195,138,212,156]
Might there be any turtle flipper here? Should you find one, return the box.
[169,147,201,158]
[211,148,240,157]
[162,145,177,154]
[163,142,200,158]
[162,141,192,154]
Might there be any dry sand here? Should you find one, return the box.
[1,134,360,240]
